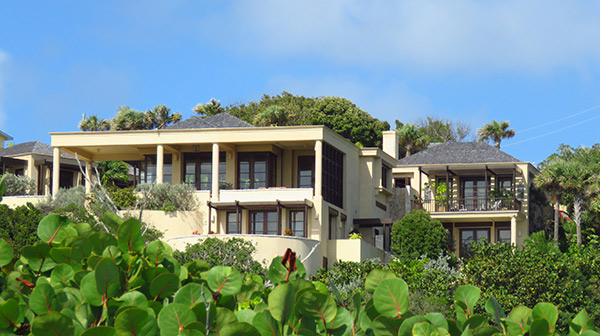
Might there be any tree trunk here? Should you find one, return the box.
[573,193,582,245]
[405,146,412,157]
[554,200,559,246]
[494,139,501,149]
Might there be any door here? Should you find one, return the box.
[462,178,487,210]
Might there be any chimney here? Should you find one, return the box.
[382,130,399,160]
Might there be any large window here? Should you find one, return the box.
[184,153,226,190]
[289,210,306,237]
[143,154,172,184]
[460,228,490,258]
[497,228,511,244]
[382,165,390,188]
[238,153,276,189]
[461,178,487,210]
[322,143,344,208]
[227,212,241,234]
[250,211,278,235]
[297,156,315,188]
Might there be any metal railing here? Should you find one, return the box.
[412,197,521,212]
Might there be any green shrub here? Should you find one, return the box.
[137,183,197,211]
[37,186,104,226]
[2,173,36,195]
[173,237,265,275]
[391,210,449,260]
[0,203,43,255]
[463,241,600,330]
[311,259,383,308]
[107,186,137,209]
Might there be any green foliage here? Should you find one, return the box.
[310,96,390,147]
[0,203,43,256]
[79,115,110,131]
[391,210,449,261]
[0,211,594,335]
[97,161,129,187]
[1,173,36,195]
[477,120,515,149]
[107,186,137,209]
[38,186,102,226]
[463,241,600,330]
[136,183,197,211]
[173,237,265,275]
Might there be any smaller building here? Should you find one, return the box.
[392,142,537,258]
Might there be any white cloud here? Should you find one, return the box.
[0,50,8,128]
[215,0,600,73]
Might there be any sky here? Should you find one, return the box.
[2,0,600,164]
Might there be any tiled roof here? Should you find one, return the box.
[397,142,522,165]
[0,141,75,159]
[166,113,254,130]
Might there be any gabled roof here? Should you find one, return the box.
[397,142,522,165]
[0,141,74,159]
[0,130,13,141]
[166,113,254,130]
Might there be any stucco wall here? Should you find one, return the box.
[121,210,208,240]
[0,195,48,208]
[326,239,386,264]
[167,234,323,275]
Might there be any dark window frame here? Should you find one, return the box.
[143,154,173,184]
[297,156,315,188]
[382,165,390,188]
[249,210,279,235]
[288,209,307,237]
[237,152,276,189]
[459,228,490,258]
[496,228,511,244]
[322,143,344,208]
[183,152,226,190]
[226,211,242,234]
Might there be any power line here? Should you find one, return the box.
[518,104,600,134]
[504,113,600,148]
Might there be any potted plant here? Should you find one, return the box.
[431,181,450,211]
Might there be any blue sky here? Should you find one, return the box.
[2,1,600,164]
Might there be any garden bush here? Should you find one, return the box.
[137,183,197,211]
[463,241,600,331]
[173,237,265,275]
[0,203,43,255]
[107,186,137,209]
[37,186,103,226]
[1,173,36,195]
[391,209,449,260]
[0,212,593,335]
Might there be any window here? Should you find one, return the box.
[322,143,344,208]
[394,178,410,188]
[461,178,487,210]
[227,212,241,234]
[460,229,490,258]
[328,213,337,240]
[59,170,74,188]
[289,210,306,237]
[297,156,315,188]
[143,154,172,184]
[497,228,511,244]
[238,153,276,189]
[382,165,390,188]
[184,153,226,190]
[250,211,278,235]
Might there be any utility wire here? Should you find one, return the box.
[504,113,600,148]
[518,104,600,134]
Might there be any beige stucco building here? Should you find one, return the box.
[48,114,397,273]
[391,142,537,258]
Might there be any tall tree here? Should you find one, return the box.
[310,96,390,147]
[253,106,292,126]
[536,145,600,245]
[397,123,427,157]
[417,116,471,143]
[79,115,110,131]
[110,106,150,130]
[193,98,223,116]
[477,120,515,149]
[97,161,129,187]
[145,105,182,129]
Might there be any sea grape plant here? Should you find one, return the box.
[0,211,598,335]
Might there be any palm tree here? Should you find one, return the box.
[535,159,565,245]
[145,105,182,129]
[253,106,291,126]
[193,98,223,116]
[397,123,427,157]
[79,115,110,131]
[477,120,515,149]
[111,106,150,130]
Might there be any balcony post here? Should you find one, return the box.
[484,166,488,210]
[511,215,517,246]
[52,147,61,196]
[445,166,450,211]
[314,140,323,197]
[156,144,164,184]
[512,165,517,207]
[212,143,220,201]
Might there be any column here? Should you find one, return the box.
[26,156,38,194]
[156,144,164,184]
[212,143,220,201]
[52,147,61,196]
[85,161,92,194]
[511,215,517,246]
[314,140,323,197]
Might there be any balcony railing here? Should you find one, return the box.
[412,197,521,212]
